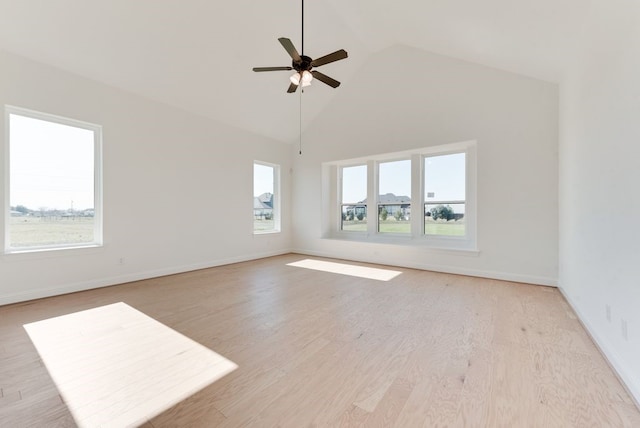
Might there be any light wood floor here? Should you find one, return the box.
[1,254,638,427]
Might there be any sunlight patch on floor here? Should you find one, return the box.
[23,302,237,428]
[287,259,402,281]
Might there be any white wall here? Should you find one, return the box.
[0,51,292,305]
[291,45,559,285]
[560,0,640,403]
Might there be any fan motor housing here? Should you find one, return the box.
[293,55,313,72]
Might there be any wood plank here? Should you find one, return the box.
[0,253,638,427]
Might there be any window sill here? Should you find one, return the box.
[253,230,281,236]
[323,232,479,256]
[2,244,104,260]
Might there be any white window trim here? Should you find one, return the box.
[325,140,477,252]
[4,105,103,253]
[253,160,281,235]
[338,163,368,232]
[376,157,412,237]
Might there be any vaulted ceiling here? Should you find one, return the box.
[0,0,590,143]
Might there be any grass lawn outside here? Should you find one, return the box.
[425,220,466,236]
[9,216,94,247]
[341,220,367,232]
[378,220,411,233]
[341,218,466,236]
[254,219,275,232]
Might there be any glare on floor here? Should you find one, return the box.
[24,302,237,428]
[287,259,402,281]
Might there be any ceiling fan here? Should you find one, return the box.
[252,0,348,93]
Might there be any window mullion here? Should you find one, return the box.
[367,160,376,236]
[410,154,422,237]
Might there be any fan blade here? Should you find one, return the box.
[278,38,302,62]
[311,49,348,67]
[312,71,340,88]
[287,82,299,93]
[253,66,293,72]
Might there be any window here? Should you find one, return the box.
[378,159,411,234]
[424,153,466,237]
[5,106,102,252]
[327,141,476,251]
[253,161,280,233]
[340,164,367,231]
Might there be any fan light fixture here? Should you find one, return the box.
[301,70,313,86]
[289,70,313,87]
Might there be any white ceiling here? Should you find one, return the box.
[0,0,590,143]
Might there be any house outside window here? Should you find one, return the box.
[378,159,411,234]
[340,164,367,231]
[253,161,280,234]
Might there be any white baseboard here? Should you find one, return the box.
[290,248,558,287]
[0,249,290,306]
[558,286,640,409]
[3,247,557,306]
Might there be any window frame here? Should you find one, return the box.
[4,105,103,253]
[339,163,368,233]
[329,141,477,251]
[253,160,281,235]
[422,150,468,239]
[376,157,412,235]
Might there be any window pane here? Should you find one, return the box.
[425,203,465,236]
[424,153,465,201]
[254,163,275,232]
[341,165,367,231]
[378,160,411,234]
[9,113,97,249]
[424,152,466,237]
[341,205,367,231]
[378,204,411,233]
[379,160,411,197]
[342,165,367,204]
